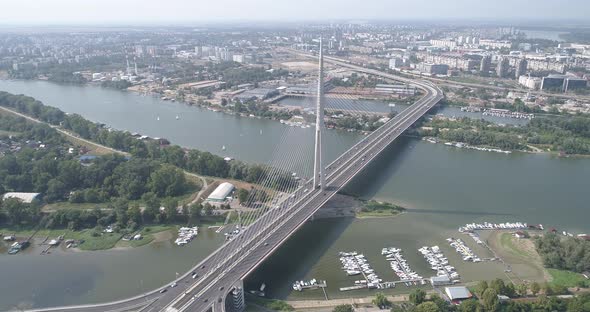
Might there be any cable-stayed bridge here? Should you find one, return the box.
[26,40,443,312]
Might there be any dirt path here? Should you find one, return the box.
[287,293,424,310]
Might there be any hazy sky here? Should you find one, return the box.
[0,0,588,25]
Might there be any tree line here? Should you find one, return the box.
[418,113,590,155]
[535,232,590,273]
[0,91,297,190]
[338,278,590,312]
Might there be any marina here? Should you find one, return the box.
[338,251,382,289]
[460,107,535,120]
[174,227,199,246]
[382,247,424,286]
[418,246,459,282]
[482,108,535,120]
[292,279,327,292]
[447,238,481,262]
[443,142,512,154]
[458,222,530,232]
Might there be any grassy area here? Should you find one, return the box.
[547,269,588,288]
[43,182,201,212]
[42,202,112,212]
[74,230,123,250]
[0,226,123,251]
[357,210,405,218]
[357,200,405,218]
[499,232,535,260]
[115,225,176,248]
[0,224,181,251]
[0,129,20,136]
[63,134,116,156]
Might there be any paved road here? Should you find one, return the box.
[22,57,442,312]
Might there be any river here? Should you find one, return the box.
[0,80,588,309]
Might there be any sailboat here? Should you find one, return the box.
[260,129,263,135]
[175,115,180,120]
[222,145,226,151]
[156,116,160,121]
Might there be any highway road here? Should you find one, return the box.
[24,56,443,312]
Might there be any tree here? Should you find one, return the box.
[113,198,129,226]
[459,299,482,312]
[203,202,213,216]
[490,278,507,296]
[237,188,249,204]
[430,294,451,312]
[516,283,528,297]
[414,302,440,312]
[332,304,354,312]
[372,292,390,308]
[475,280,489,299]
[149,164,187,197]
[127,203,142,225]
[189,203,202,223]
[45,178,66,202]
[530,282,541,296]
[3,198,27,225]
[163,198,179,222]
[409,289,427,305]
[142,192,160,223]
[482,288,499,312]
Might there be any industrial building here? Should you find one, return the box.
[389,57,408,70]
[2,192,41,204]
[518,75,542,90]
[374,84,417,96]
[445,286,473,302]
[541,75,588,92]
[430,275,452,286]
[207,182,235,203]
[417,63,449,75]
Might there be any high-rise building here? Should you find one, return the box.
[496,57,509,78]
[480,55,491,76]
[515,58,528,79]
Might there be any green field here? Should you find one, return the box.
[548,269,588,288]
[0,224,180,251]
[499,232,533,259]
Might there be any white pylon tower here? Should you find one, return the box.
[313,38,325,190]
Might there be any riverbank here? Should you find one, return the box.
[0,225,178,253]
[417,114,590,156]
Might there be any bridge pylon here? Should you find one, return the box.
[230,279,245,312]
[313,37,325,191]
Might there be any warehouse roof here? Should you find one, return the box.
[207,182,235,201]
[2,192,41,204]
[445,286,472,300]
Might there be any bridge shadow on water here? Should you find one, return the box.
[341,135,517,219]
[341,135,414,199]
[244,216,354,300]
[404,207,516,217]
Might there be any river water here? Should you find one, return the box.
[0,80,588,309]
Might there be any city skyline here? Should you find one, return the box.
[1,0,590,25]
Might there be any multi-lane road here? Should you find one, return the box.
[25,56,443,312]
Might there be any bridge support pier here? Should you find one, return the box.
[230,279,245,312]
